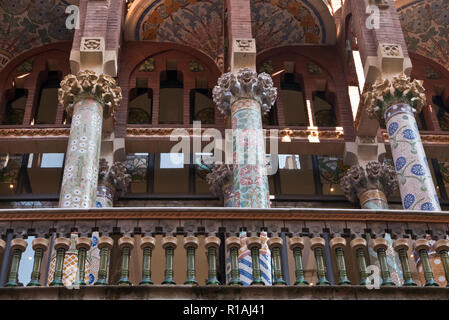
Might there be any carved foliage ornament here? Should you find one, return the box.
[206,164,233,197]
[340,161,398,203]
[58,70,122,120]
[98,159,131,198]
[212,68,277,116]
[362,74,426,121]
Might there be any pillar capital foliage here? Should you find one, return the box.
[362,74,426,121]
[212,68,277,116]
[205,164,233,197]
[98,159,131,197]
[58,70,122,120]
[340,161,397,203]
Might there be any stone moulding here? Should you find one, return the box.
[0,128,70,137]
[0,208,449,223]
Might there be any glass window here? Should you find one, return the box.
[2,89,27,125]
[154,153,189,193]
[127,88,153,124]
[125,153,149,193]
[190,89,215,124]
[313,91,337,127]
[33,71,60,125]
[159,70,183,124]
[316,156,346,195]
[278,154,315,195]
[40,153,64,168]
[281,73,308,126]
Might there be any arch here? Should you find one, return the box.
[125,0,224,71]
[250,0,337,54]
[397,0,449,71]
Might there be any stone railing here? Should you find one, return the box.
[0,207,449,295]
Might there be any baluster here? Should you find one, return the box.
[392,239,417,286]
[205,236,221,285]
[50,238,71,287]
[94,236,114,285]
[372,238,395,286]
[434,239,449,287]
[162,236,177,285]
[414,239,439,287]
[75,237,91,286]
[330,237,351,285]
[118,236,135,285]
[350,238,369,285]
[246,236,264,286]
[226,236,242,285]
[139,236,155,285]
[311,237,330,285]
[268,237,287,285]
[288,237,308,285]
[5,238,27,287]
[184,236,199,285]
[27,238,49,286]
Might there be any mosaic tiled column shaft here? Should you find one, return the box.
[363,74,440,211]
[341,162,397,209]
[58,70,122,209]
[213,68,277,208]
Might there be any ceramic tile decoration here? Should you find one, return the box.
[385,103,441,211]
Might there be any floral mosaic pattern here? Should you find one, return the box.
[137,0,224,70]
[251,0,325,53]
[398,0,449,70]
[0,0,76,70]
[232,99,270,208]
[59,99,103,209]
[386,103,441,211]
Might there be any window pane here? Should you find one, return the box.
[128,89,152,124]
[2,89,27,125]
[279,155,315,195]
[125,153,148,193]
[159,88,183,124]
[154,153,189,193]
[282,90,308,126]
[40,153,64,168]
[160,153,184,169]
[35,87,58,124]
[191,90,214,124]
[317,156,346,195]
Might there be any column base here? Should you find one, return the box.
[206,279,221,285]
[118,279,132,286]
[228,279,243,285]
[359,278,369,286]
[162,279,176,285]
[338,278,352,285]
[139,279,154,285]
[273,279,287,285]
[381,279,396,286]
[294,279,309,285]
[26,280,41,287]
[184,280,199,285]
[94,279,108,286]
[250,280,265,286]
[49,280,64,287]
[424,279,439,287]
[402,279,417,286]
[5,281,18,287]
[317,278,330,286]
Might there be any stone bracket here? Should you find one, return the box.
[231,39,256,72]
[343,137,386,167]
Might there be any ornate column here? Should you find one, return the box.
[392,239,417,286]
[58,70,121,208]
[350,238,369,285]
[268,237,286,285]
[183,237,199,285]
[50,238,71,286]
[226,236,242,285]
[288,237,308,285]
[96,159,131,208]
[205,236,221,285]
[311,237,330,286]
[363,75,440,211]
[94,236,113,285]
[413,239,439,286]
[329,237,351,285]
[139,236,155,285]
[162,237,177,285]
[213,68,277,208]
[206,164,234,207]
[118,236,135,285]
[5,238,27,287]
[75,237,91,286]
[434,240,449,287]
[27,238,49,287]
[341,161,397,209]
[246,237,264,285]
[372,238,395,286]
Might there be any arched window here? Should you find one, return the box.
[313,91,337,127]
[190,88,214,124]
[433,95,449,131]
[159,70,183,124]
[128,87,153,124]
[2,89,27,125]
[281,73,308,126]
[33,71,61,125]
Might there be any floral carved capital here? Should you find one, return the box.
[212,68,277,116]
[98,159,131,198]
[205,164,233,198]
[340,161,397,204]
[58,70,122,120]
[362,74,426,122]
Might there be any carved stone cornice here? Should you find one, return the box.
[58,70,122,120]
[362,74,426,121]
[0,128,70,137]
[206,164,233,198]
[340,161,397,203]
[212,68,277,116]
[98,159,131,197]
